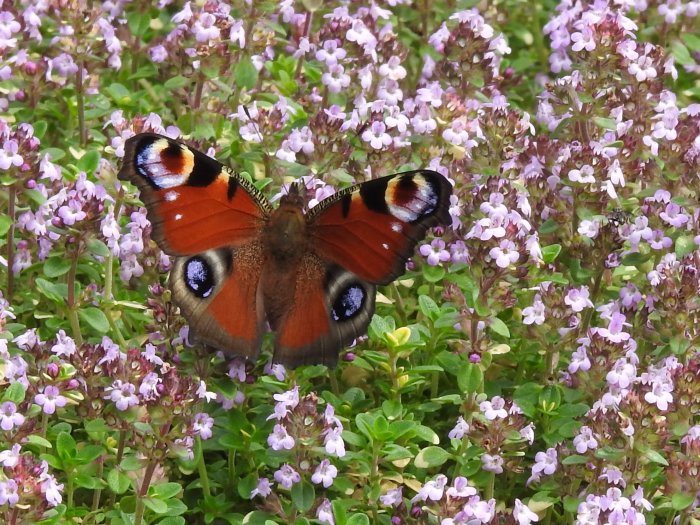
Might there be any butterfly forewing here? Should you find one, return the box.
[118,133,271,256]
[308,170,452,285]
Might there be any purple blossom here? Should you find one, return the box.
[531,448,558,477]
[522,295,545,325]
[514,499,539,525]
[480,397,508,420]
[573,426,598,454]
[51,329,76,357]
[0,401,25,431]
[659,202,688,227]
[362,121,392,149]
[267,423,295,451]
[411,474,447,503]
[311,459,338,488]
[448,416,470,439]
[380,487,403,507]
[489,239,520,268]
[193,413,214,440]
[565,286,594,313]
[446,476,477,499]
[105,380,139,411]
[139,372,161,400]
[274,464,301,489]
[317,498,335,525]
[481,453,504,473]
[0,479,19,506]
[0,443,21,467]
[323,426,346,457]
[419,238,451,266]
[571,27,595,52]
[250,477,271,499]
[34,385,67,415]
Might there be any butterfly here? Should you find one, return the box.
[118,133,452,367]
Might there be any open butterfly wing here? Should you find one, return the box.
[119,133,271,255]
[272,254,376,368]
[119,133,270,358]
[308,170,452,285]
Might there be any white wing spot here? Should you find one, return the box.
[391,222,402,232]
[175,213,183,221]
[164,190,179,202]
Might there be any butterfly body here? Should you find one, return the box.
[119,133,452,367]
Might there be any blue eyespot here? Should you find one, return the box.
[332,284,366,321]
[184,257,215,298]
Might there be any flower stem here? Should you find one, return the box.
[76,61,87,146]
[195,437,211,499]
[134,459,159,525]
[6,185,15,299]
[67,248,83,345]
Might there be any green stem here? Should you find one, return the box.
[66,248,83,345]
[76,60,87,146]
[134,459,159,525]
[484,471,495,500]
[294,11,313,80]
[196,437,211,499]
[6,185,15,299]
[91,455,104,514]
[329,373,340,396]
[430,370,439,398]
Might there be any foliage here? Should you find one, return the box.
[1,1,700,525]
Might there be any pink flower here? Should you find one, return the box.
[311,459,338,488]
[34,385,67,415]
[0,401,24,431]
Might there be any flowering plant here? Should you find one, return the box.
[1,1,699,524]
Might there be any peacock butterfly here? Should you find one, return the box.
[118,133,452,367]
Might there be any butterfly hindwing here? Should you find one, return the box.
[308,170,452,285]
[170,244,265,359]
[118,133,271,256]
[271,254,376,368]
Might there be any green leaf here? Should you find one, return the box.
[457,362,483,394]
[107,468,132,494]
[150,482,183,500]
[43,257,72,278]
[235,57,258,90]
[488,317,510,338]
[682,32,700,52]
[671,40,694,66]
[418,295,440,321]
[56,432,77,461]
[78,307,110,333]
[127,11,151,37]
[538,218,560,235]
[671,492,695,510]
[76,445,104,464]
[77,150,101,173]
[541,244,562,264]
[422,264,446,283]
[0,215,12,236]
[164,76,190,90]
[2,382,26,404]
[675,235,695,259]
[143,497,169,514]
[290,481,314,512]
[25,434,52,448]
[347,514,370,525]
[36,278,69,302]
[620,252,651,267]
[87,239,111,257]
[561,455,589,465]
[642,447,669,466]
[414,446,450,468]
[592,117,616,130]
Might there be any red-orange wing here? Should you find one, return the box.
[170,244,265,359]
[119,133,271,255]
[308,170,452,285]
[272,255,375,368]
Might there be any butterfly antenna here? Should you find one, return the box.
[243,105,265,144]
